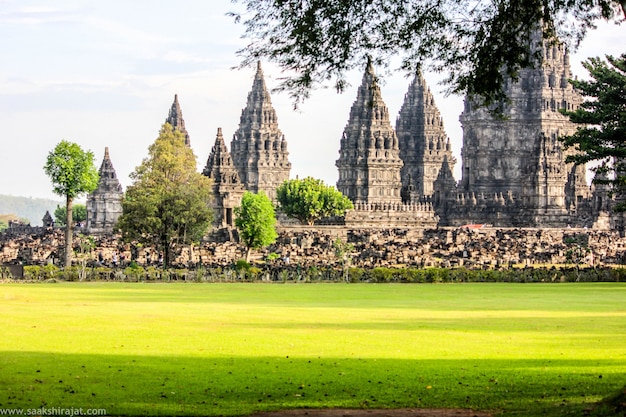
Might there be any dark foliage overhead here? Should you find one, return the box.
[231,0,623,106]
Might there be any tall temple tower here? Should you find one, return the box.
[165,94,191,146]
[396,70,456,200]
[230,62,291,200]
[456,28,587,226]
[203,128,245,227]
[336,61,403,204]
[86,147,123,234]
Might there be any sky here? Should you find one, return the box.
[0,1,624,202]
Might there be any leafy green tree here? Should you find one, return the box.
[75,234,96,281]
[234,191,278,262]
[54,204,87,226]
[231,0,623,106]
[44,140,99,267]
[0,220,7,232]
[333,238,355,283]
[116,123,213,268]
[561,53,626,210]
[276,177,353,225]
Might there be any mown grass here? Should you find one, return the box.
[0,282,624,416]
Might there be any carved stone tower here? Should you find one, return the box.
[86,147,123,234]
[336,60,403,204]
[432,156,458,207]
[203,128,245,227]
[396,70,456,200]
[230,62,291,200]
[165,94,191,146]
[456,28,586,226]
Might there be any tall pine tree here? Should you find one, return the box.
[117,123,213,266]
[561,53,626,210]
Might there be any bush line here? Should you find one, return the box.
[3,263,626,283]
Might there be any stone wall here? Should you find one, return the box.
[2,226,626,269]
[345,202,438,228]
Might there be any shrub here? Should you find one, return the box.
[248,267,262,281]
[123,264,144,282]
[63,266,81,281]
[24,266,41,280]
[266,253,280,263]
[347,267,365,282]
[371,267,394,283]
[42,264,59,280]
[235,259,251,271]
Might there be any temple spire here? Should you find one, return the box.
[203,128,245,227]
[230,63,291,201]
[165,94,191,146]
[396,69,456,199]
[203,128,240,182]
[86,147,123,234]
[97,146,121,187]
[336,61,403,204]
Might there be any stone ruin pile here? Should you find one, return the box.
[2,226,625,269]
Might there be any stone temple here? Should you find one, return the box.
[91,31,616,232]
[433,29,604,228]
[203,128,245,228]
[334,29,610,229]
[336,60,438,228]
[229,62,291,201]
[165,94,191,146]
[336,59,404,204]
[396,69,456,201]
[86,147,123,234]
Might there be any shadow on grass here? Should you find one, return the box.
[1,352,624,416]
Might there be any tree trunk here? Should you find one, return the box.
[65,195,73,267]
[162,233,170,269]
[245,247,252,263]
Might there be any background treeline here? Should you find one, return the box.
[0,194,62,226]
[6,264,626,283]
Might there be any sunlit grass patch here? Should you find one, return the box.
[0,282,624,416]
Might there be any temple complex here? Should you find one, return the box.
[83,33,616,232]
[203,127,245,227]
[335,60,439,227]
[86,147,123,234]
[230,62,291,201]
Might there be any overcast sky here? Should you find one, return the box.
[0,0,623,202]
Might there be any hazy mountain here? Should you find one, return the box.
[0,195,63,226]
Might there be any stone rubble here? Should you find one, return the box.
[2,226,625,268]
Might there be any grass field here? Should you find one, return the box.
[0,282,624,416]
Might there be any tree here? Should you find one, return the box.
[276,177,353,225]
[44,141,99,267]
[116,123,213,267]
[234,191,278,262]
[54,204,87,226]
[231,0,623,106]
[561,53,626,210]
[333,238,355,283]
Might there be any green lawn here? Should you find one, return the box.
[0,282,624,416]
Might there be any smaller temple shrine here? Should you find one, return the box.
[203,128,245,227]
[86,147,123,234]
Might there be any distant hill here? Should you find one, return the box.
[0,195,63,226]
